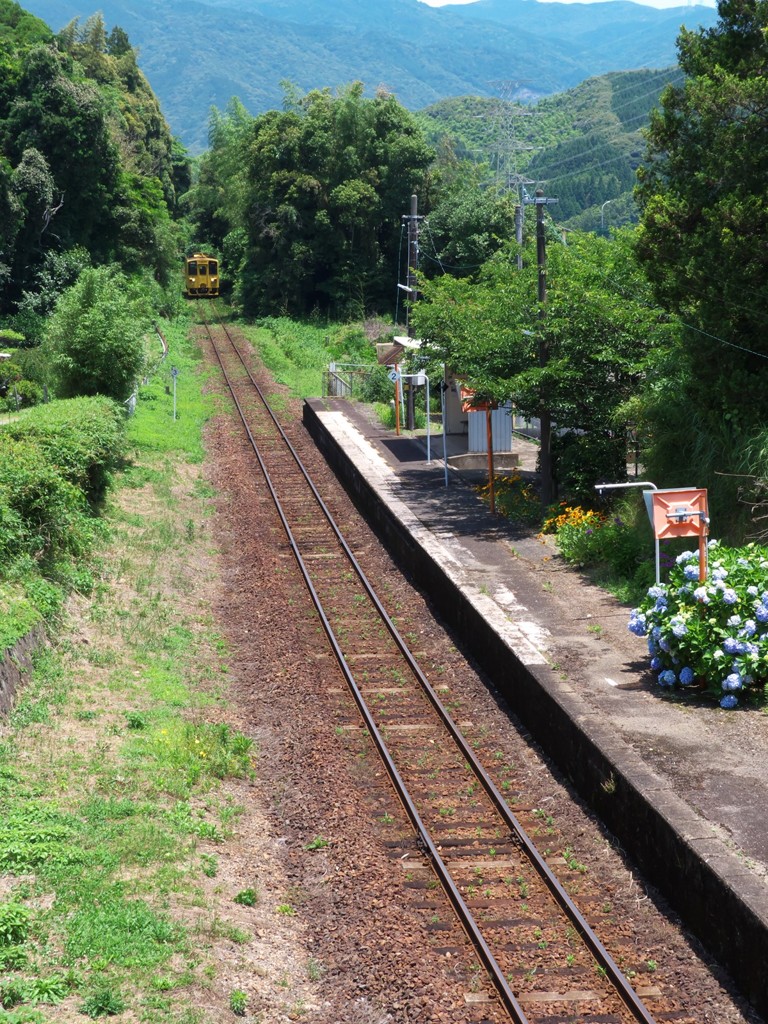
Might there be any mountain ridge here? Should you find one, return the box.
[20,0,714,151]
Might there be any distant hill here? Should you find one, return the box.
[418,67,681,230]
[21,0,714,153]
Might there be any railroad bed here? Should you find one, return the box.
[198,309,762,1024]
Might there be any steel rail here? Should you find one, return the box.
[203,309,660,1024]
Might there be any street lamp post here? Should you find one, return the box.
[601,199,616,234]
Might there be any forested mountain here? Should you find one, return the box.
[0,0,188,323]
[417,68,682,231]
[20,0,716,152]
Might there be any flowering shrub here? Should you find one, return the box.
[542,503,605,534]
[629,541,768,708]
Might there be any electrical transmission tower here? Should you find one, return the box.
[487,79,536,205]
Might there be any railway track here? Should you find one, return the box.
[200,307,696,1024]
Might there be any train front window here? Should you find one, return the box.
[188,261,198,275]
[198,264,207,276]
[208,262,217,275]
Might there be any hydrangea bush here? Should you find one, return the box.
[628,541,768,708]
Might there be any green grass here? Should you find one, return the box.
[238,315,380,399]
[0,585,41,654]
[128,317,215,462]
[0,315,256,1023]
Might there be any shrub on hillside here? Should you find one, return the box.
[0,436,96,563]
[2,397,125,498]
[43,267,148,402]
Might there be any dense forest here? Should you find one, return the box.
[0,0,190,337]
[2,0,767,548]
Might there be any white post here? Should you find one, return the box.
[440,380,448,487]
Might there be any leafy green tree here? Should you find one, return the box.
[635,0,768,532]
[412,229,673,500]
[420,161,519,277]
[636,0,768,419]
[234,83,433,317]
[43,266,147,402]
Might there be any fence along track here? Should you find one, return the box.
[202,310,663,1024]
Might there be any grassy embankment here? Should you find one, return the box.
[0,317,263,1023]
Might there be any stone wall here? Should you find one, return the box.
[0,626,44,716]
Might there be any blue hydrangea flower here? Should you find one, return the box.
[658,636,671,652]
[722,589,738,605]
[676,550,696,564]
[679,666,695,686]
[722,672,743,691]
[647,585,667,599]
[650,656,663,671]
[755,605,768,623]
[727,614,742,627]
[671,619,688,638]
[712,566,728,581]
[654,597,668,611]
[683,564,700,581]
[747,586,759,597]
[720,694,739,709]
[628,612,648,637]
[723,638,740,655]
[658,669,677,687]
[693,586,710,603]
[740,620,757,637]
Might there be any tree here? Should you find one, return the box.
[636,0,768,428]
[412,229,672,500]
[43,266,147,402]
[634,0,768,533]
[235,83,433,318]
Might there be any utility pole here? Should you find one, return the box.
[524,188,558,508]
[401,194,423,429]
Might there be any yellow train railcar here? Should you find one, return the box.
[185,253,220,297]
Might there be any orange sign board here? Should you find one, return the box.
[460,386,497,413]
[650,489,709,540]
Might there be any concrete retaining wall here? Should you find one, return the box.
[0,625,44,717]
[303,397,768,1018]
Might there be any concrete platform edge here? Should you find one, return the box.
[303,397,768,1017]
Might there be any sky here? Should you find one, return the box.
[419,0,716,8]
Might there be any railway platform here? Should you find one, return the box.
[303,396,768,1021]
